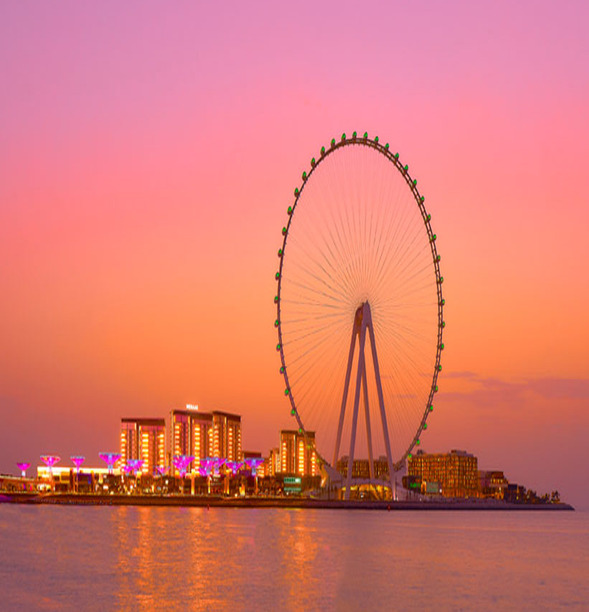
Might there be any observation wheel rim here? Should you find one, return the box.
[274,132,445,472]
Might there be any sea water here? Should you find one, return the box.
[0,505,587,611]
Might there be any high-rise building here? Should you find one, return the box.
[407,449,480,498]
[267,447,280,477]
[279,430,318,477]
[190,411,213,470]
[168,409,213,473]
[120,418,166,475]
[211,411,241,462]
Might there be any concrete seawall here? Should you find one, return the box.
[0,492,575,511]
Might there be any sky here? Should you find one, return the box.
[1,1,588,508]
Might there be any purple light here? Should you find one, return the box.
[127,459,144,475]
[16,462,31,478]
[173,455,194,478]
[199,458,216,477]
[225,461,243,475]
[99,452,122,474]
[156,465,168,476]
[40,455,61,476]
[122,464,134,475]
[71,456,85,473]
[244,457,264,475]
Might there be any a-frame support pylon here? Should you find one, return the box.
[333,302,395,501]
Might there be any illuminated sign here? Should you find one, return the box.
[186,404,199,411]
[284,477,301,485]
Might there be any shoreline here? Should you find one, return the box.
[0,492,574,511]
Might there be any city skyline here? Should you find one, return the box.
[1,3,588,510]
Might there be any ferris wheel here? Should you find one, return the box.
[274,132,444,498]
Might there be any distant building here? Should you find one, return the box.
[408,449,480,498]
[280,430,318,477]
[336,456,390,480]
[211,411,242,462]
[168,409,213,474]
[120,418,166,475]
[479,470,509,499]
[267,447,280,477]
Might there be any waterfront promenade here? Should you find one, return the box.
[0,492,574,511]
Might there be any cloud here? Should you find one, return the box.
[438,375,589,406]
[441,371,478,380]
[532,378,589,400]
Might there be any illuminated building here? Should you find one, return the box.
[479,470,509,499]
[243,451,264,477]
[120,418,166,475]
[279,430,318,477]
[336,456,390,479]
[168,408,213,473]
[408,449,481,498]
[211,411,242,462]
[267,447,280,477]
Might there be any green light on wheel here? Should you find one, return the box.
[374,136,379,143]
[321,146,325,155]
[280,366,285,374]
[394,152,399,159]
[287,206,293,215]
[429,405,434,411]
[341,133,346,141]
[302,172,307,181]
[277,248,283,257]
[294,187,299,196]
[284,388,290,395]
[282,227,287,235]
[352,131,357,139]
[438,277,444,284]
[440,343,444,350]
[434,385,438,392]
[298,427,303,434]
[420,196,425,202]
[291,409,295,416]
[436,255,441,262]
[274,296,278,303]
[440,299,445,306]
[430,234,436,242]
[403,165,408,172]
[275,272,280,280]
[413,179,417,186]
[363,132,368,139]
[276,343,282,351]
[438,365,442,372]
[441,321,446,328]
[427,214,431,221]
[331,138,336,147]
[275,320,279,327]
[423,423,428,430]
[311,157,316,166]
[416,439,420,445]
[408,453,412,459]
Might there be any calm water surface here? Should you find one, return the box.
[0,505,587,611]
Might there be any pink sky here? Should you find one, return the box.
[1,2,588,507]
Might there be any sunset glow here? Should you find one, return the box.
[1,2,588,508]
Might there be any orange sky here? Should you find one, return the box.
[1,2,588,507]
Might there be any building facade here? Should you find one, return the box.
[120,418,166,475]
[280,430,318,477]
[168,409,213,474]
[336,456,390,480]
[211,411,242,462]
[407,449,480,498]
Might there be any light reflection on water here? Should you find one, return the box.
[0,505,587,611]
